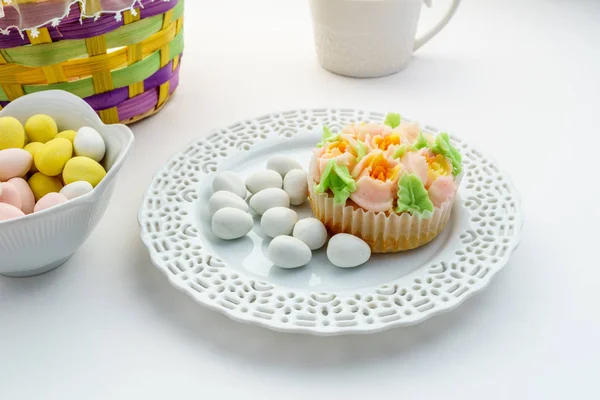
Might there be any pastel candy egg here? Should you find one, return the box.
[212,171,247,198]
[245,170,282,194]
[25,114,58,143]
[293,218,328,250]
[28,172,63,201]
[34,138,73,176]
[62,157,107,187]
[74,127,106,162]
[0,116,25,150]
[267,155,303,178]
[59,181,94,200]
[55,130,77,144]
[0,203,25,221]
[211,207,253,240]
[268,236,312,269]
[249,188,290,215]
[0,148,33,181]
[24,142,44,173]
[283,169,309,206]
[261,207,298,238]
[34,192,68,213]
[208,190,249,216]
[0,182,22,210]
[327,234,371,268]
[8,177,35,214]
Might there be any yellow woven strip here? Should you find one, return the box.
[85,35,118,123]
[0,21,177,84]
[0,42,23,100]
[26,28,67,84]
[85,36,108,56]
[124,9,144,98]
[157,10,175,108]
[83,0,102,15]
[2,84,25,101]
[99,108,120,124]
[62,22,176,80]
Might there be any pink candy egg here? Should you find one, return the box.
[0,148,33,181]
[0,202,25,221]
[8,177,35,214]
[0,182,22,210]
[34,192,68,213]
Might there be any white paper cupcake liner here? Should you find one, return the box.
[309,183,456,253]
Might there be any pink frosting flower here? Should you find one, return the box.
[342,122,393,142]
[349,150,402,212]
[310,134,359,183]
[428,176,456,207]
[400,151,428,185]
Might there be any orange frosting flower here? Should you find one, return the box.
[372,134,401,151]
[368,152,402,181]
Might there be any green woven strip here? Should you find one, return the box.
[3,0,184,68]
[20,30,184,99]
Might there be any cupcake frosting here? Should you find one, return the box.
[310,113,462,217]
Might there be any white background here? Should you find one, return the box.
[2,0,599,398]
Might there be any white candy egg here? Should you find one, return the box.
[283,169,308,206]
[211,207,253,240]
[261,207,298,238]
[249,188,290,215]
[268,236,312,269]
[266,155,303,178]
[59,181,94,200]
[245,169,282,194]
[73,127,106,162]
[208,190,249,215]
[327,233,371,268]
[292,218,328,250]
[212,171,247,199]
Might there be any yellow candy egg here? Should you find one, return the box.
[28,172,63,202]
[0,116,25,150]
[63,156,107,188]
[24,142,44,173]
[25,114,58,143]
[56,130,77,144]
[34,138,73,177]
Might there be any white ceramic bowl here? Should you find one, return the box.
[0,91,134,277]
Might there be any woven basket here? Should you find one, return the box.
[0,0,183,125]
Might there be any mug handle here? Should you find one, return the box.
[414,0,462,51]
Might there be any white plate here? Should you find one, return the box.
[138,109,523,335]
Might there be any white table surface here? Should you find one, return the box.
[2,0,599,398]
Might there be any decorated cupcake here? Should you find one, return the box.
[308,113,462,253]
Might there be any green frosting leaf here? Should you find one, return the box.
[391,144,408,159]
[317,126,340,148]
[315,160,357,204]
[354,140,368,161]
[412,133,430,151]
[395,174,434,216]
[384,113,401,129]
[431,132,462,176]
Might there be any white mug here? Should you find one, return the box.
[310,0,461,78]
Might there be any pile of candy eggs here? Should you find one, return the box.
[207,155,372,269]
[0,114,107,221]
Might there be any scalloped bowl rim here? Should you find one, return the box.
[0,90,134,227]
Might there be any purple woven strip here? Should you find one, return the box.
[0,0,178,48]
[80,59,178,110]
[117,87,157,121]
[117,66,181,121]
[84,87,129,110]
